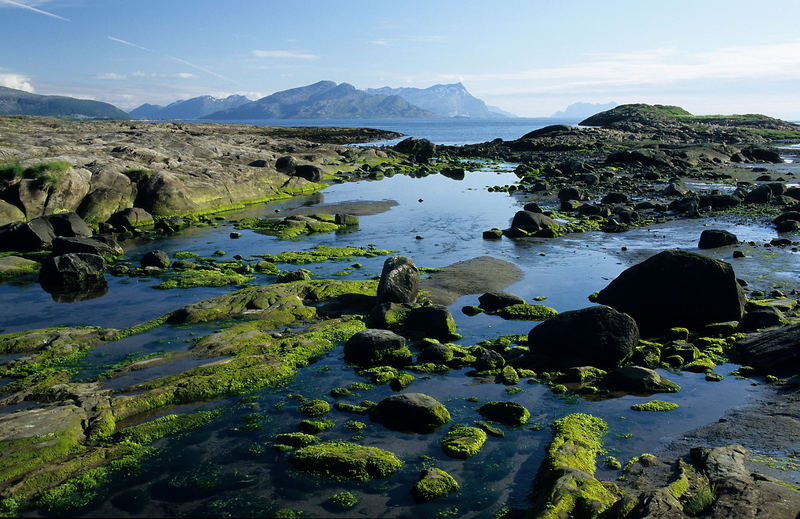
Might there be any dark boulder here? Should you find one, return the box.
[478,291,525,312]
[519,125,572,139]
[417,341,453,364]
[0,217,56,251]
[744,185,773,204]
[523,202,543,213]
[473,347,505,370]
[698,229,738,249]
[557,187,583,202]
[154,215,186,234]
[140,250,170,269]
[601,192,628,204]
[510,211,558,233]
[248,159,269,168]
[343,329,411,367]
[735,322,800,375]
[604,366,681,393]
[594,249,746,332]
[277,270,310,283]
[369,393,450,433]
[395,138,436,164]
[742,146,784,164]
[477,401,530,426]
[293,165,322,182]
[699,194,741,210]
[377,256,419,304]
[39,253,106,290]
[52,236,122,258]
[44,213,92,238]
[107,207,154,230]
[406,304,457,340]
[527,305,639,368]
[776,219,800,233]
[738,307,784,331]
[440,167,465,180]
[275,155,297,174]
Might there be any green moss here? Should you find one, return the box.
[441,425,487,459]
[344,420,367,432]
[333,402,371,415]
[348,381,374,391]
[683,357,715,373]
[298,419,334,434]
[119,409,223,444]
[604,456,622,470]
[359,366,398,385]
[255,245,396,265]
[411,468,460,503]
[494,304,558,321]
[390,372,415,391]
[501,365,519,385]
[329,491,358,510]
[474,420,505,438]
[288,441,403,480]
[330,387,351,398]
[478,401,530,426]
[274,432,319,448]
[299,399,331,418]
[234,214,346,239]
[630,400,679,412]
[551,384,568,394]
[669,473,689,499]
[154,267,255,289]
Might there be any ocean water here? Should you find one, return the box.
[204,117,581,146]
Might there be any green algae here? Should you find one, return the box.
[328,491,358,510]
[119,409,223,444]
[299,399,331,418]
[630,400,679,412]
[333,402,372,415]
[441,425,487,459]
[234,213,351,239]
[154,268,255,290]
[288,441,403,480]
[298,419,335,434]
[411,468,460,503]
[474,420,505,438]
[274,432,319,448]
[478,401,530,426]
[256,245,396,265]
[494,304,558,321]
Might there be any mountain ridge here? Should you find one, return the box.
[129,94,251,119]
[366,82,511,118]
[0,86,130,120]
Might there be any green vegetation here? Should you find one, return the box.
[119,409,223,444]
[299,399,331,418]
[154,267,255,289]
[494,304,558,321]
[256,245,396,265]
[0,160,71,187]
[234,213,353,239]
[411,468,460,503]
[441,425,487,459]
[298,419,335,434]
[630,400,679,412]
[288,441,403,480]
[478,401,530,426]
[328,491,359,510]
[274,432,319,448]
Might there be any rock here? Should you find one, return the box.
[557,187,583,201]
[744,184,773,204]
[43,212,92,238]
[473,347,505,370]
[107,207,154,230]
[440,167,465,180]
[275,155,297,174]
[376,256,419,304]
[154,215,186,234]
[369,393,450,433]
[77,186,135,224]
[601,192,628,204]
[482,229,503,240]
[523,202,543,213]
[739,307,784,331]
[478,291,525,312]
[605,366,681,393]
[140,250,170,269]
[277,270,310,283]
[509,211,559,233]
[288,441,402,480]
[734,321,800,374]
[135,172,199,216]
[477,401,530,426]
[52,236,122,258]
[0,200,25,226]
[0,255,39,280]
[39,253,106,290]
[776,219,800,233]
[698,229,738,249]
[699,193,741,210]
[417,341,453,364]
[293,164,322,182]
[662,181,690,197]
[343,329,411,367]
[527,305,639,368]
[0,217,55,251]
[594,249,746,332]
[395,137,435,163]
[411,468,459,503]
[742,146,784,163]
[406,304,457,340]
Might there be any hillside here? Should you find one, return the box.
[0,86,130,120]
[366,82,510,118]
[205,81,435,119]
[129,95,251,119]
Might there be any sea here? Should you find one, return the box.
[195,117,581,146]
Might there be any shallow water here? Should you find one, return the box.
[3,162,793,517]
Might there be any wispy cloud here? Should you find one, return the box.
[108,36,151,52]
[93,72,127,81]
[131,71,196,79]
[168,56,239,85]
[0,0,69,21]
[0,71,35,92]
[251,49,318,60]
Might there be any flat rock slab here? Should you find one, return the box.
[420,256,523,305]
[280,200,398,218]
[0,403,86,442]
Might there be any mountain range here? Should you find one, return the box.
[366,83,510,118]
[551,101,618,119]
[128,94,251,119]
[0,86,130,120]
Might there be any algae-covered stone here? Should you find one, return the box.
[411,467,459,503]
[630,400,679,412]
[0,255,39,280]
[441,425,487,459]
[344,329,412,367]
[370,393,450,433]
[495,303,557,321]
[477,401,530,426]
[299,399,331,418]
[605,366,681,394]
[377,256,419,304]
[288,441,402,480]
[406,304,458,340]
[275,432,319,448]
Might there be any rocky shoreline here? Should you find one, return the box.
[1,107,800,518]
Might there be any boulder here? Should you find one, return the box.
[473,347,505,370]
[369,393,450,433]
[734,322,800,374]
[417,341,453,364]
[601,192,628,204]
[43,213,92,238]
[411,468,459,502]
[478,291,525,312]
[343,329,411,367]
[744,184,773,204]
[277,270,310,283]
[509,211,558,233]
[557,187,583,202]
[527,305,639,368]
[405,304,457,340]
[377,256,419,304]
[140,250,170,269]
[135,172,199,216]
[293,165,322,182]
[107,207,154,230]
[77,186,135,224]
[594,249,746,332]
[604,366,681,393]
[477,401,530,426]
[0,200,25,226]
[395,138,435,163]
[0,255,39,280]
[52,236,122,258]
[39,253,106,290]
[738,307,784,331]
[275,155,297,174]
[0,217,55,251]
[154,215,186,234]
[698,229,738,249]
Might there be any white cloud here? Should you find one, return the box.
[93,72,127,81]
[251,49,318,60]
[0,0,69,21]
[129,71,196,79]
[0,72,34,92]
[371,40,388,46]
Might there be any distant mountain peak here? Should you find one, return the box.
[366,83,512,118]
[129,94,252,119]
[0,85,130,120]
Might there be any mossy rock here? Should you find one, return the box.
[630,400,679,412]
[477,401,530,426]
[274,432,319,448]
[288,441,403,480]
[441,425,487,459]
[411,467,459,503]
[494,303,558,321]
[370,393,450,433]
[298,419,334,434]
[328,491,358,510]
[300,399,331,418]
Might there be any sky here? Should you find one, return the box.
[1,0,799,119]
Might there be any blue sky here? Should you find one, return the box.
[1,0,799,118]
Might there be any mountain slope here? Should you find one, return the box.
[367,83,510,118]
[129,95,251,119]
[0,86,130,120]
[204,81,436,119]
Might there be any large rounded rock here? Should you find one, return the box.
[377,256,419,304]
[395,138,435,163]
[292,165,322,182]
[527,305,639,368]
[275,155,297,174]
[698,230,738,249]
[369,393,450,433]
[52,236,122,258]
[594,249,746,332]
[0,218,56,252]
[604,366,681,394]
[406,304,457,340]
[39,253,106,290]
[477,401,530,426]
[43,213,91,238]
[510,211,558,233]
[289,441,402,480]
[140,250,170,269]
[478,291,525,312]
[343,329,411,367]
[0,200,25,226]
[107,207,154,230]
